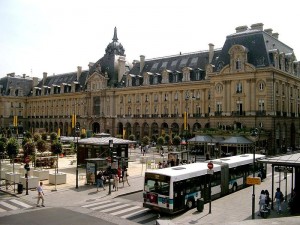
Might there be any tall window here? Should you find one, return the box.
[236,100,243,115]
[216,102,222,112]
[236,58,241,70]
[236,82,242,93]
[173,72,178,83]
[195,70,200,80]
[153,76,158,84]
[258,99,265,111]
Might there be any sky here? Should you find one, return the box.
[1,0,299,78]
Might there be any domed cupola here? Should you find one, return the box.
[105,27,125,56]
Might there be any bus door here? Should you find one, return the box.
[173,180,185,211]
[220,163,229,196]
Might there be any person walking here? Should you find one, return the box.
[96,171,105,192]
[258,190,266,216]
[37,182,45,207]
[113,174,119,191]
[265,189,270,207]
[122,166,130,187]
[275,187,284,214]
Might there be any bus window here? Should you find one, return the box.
[145,178,170,196]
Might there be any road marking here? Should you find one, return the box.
[90,201,119,210]
[0,201,18,210]
[0,207,6,212]
[82,200,111,208]
[121,208,149,218]
[110,205,141,216]
[100,203,130,213]
[9,199,32,208]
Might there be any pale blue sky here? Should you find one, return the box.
[1,0,299,78]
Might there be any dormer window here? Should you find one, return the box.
[173,72,178,83]
[153,76,158,85]
[236,58,241,70]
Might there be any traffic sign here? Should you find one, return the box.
[246,177,261,185]
[207,161,213,170]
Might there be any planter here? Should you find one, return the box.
[20,176,39,189]
[33,170,49,180]
[49,172,67,185]
[5,172,21,183]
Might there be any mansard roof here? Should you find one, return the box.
[129,50,221,77]
[215,28,295,71]
[37,70,89,88]
[0,75,35,96]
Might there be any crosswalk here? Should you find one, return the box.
[82,200,159,224]
[0,199,33,212]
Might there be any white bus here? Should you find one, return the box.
[143,154,266,214]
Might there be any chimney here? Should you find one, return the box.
[32,77,39,87]
[23,74,26,78]
[118,56,126,82]
[250,23,264,31]
[208,43,214,64]
[235,25,248,33]
[77,66,82,81]
[264,28,273,35]
[140,55,145,73]
[43,72,47,85]
[272,32,279,39]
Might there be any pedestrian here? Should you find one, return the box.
[96,171,105,192]
[265,189,270,207]
[113,174,119,191]
[258,190,266,216]
[37,181,45,207]
[122,166,130,187]
[117,166,122,182]
[275,187,284,214]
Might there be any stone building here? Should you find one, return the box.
[1,23,300,155]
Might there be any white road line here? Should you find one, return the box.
[0,207,7,212]
[0,201,19,210]
[100,203,130,213]
[110,205,141,216]
[9,199,32,208]
[90,202,119,210]
[121,208,149,218]
[82,200,111,208]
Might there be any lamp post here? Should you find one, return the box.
[251,128,260,219]
[75,126,80,189]
[108,139,113,195]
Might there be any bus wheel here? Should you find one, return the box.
[186,199,194,209]
[232,183,238,192]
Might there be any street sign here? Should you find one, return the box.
[207,169,214,175]
[207,161,213,170]
[246,177,261,185]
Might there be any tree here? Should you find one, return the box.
[50,132,58,142]
[128,134,136,141]
[0,141,6,155]
[36,139,47,154]
[24,131,32,139]
[172,136,181,150]
[41,133,48,141]
[33,133,41,142]
[51,140,63,173]
[6,138,19,163]
[141,136,150,147]
[80,133,87,139]
[23,139,35,159]
[164,134,171,151]
[157,136,165,153]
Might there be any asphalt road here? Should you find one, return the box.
[0,207,117,225]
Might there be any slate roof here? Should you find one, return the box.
[36,70,89,89]
[188,135,215,143]
[0,75,35,96]
[215,29,295,72]
[220,136,253,145]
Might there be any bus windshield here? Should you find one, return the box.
[145,178,170,196]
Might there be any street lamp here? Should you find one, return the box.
[251,128,260,219]
[75,126,80,189]
[108,139,113,195]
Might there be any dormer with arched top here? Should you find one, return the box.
[228,45,249,73]
[86,72,108,92]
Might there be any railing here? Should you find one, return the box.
[256,110,266,116]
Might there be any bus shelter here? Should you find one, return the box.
[258,153,300,213]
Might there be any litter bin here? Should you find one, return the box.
[197,198,204,212]
[17,183,23,194]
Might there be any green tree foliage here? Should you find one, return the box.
[0,141,6,154]
[172,135,181,147]
[128,134,136,141]
[6,138,19,158]
[24,131,32,139]
[50,132,58,142]
[51,140,62,155]
[0,136,8,144]
[142,136,150,147]
[80,133,87,139]
[33,133,41,142]
[157,136,164,146]
[36,139,47,154]
[41,133,48,141]
[23,139,35,158]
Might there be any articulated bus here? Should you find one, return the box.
[143,154,266,214]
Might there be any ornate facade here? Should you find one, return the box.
[1,24,300,155]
